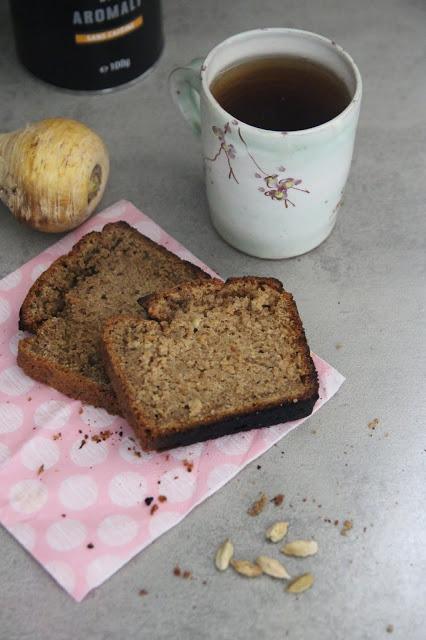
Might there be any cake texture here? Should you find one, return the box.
[101,276,319,450]
[18,221,209,413]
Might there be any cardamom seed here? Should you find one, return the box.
[286,573,314,593]
[230,559,262,577]
[265,521,289,543]
[256,555,290,579]
[281,540,318,557]
[215,539,234,571]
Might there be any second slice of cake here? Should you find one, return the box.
[101,277,319,450]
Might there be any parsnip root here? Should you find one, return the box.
[0,118,109,232]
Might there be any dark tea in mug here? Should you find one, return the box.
[210,55,351,131]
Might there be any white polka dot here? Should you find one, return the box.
[0,442,10,466]
[30,263,51,282]
[119,436,153,464]
[215,432,255,456]
[0,298,11,324]
[80,405,115,429]
[171,442,204,461]
[86,555,122,589]
[148,511,181,538]
[0,366,34,396]
[97,514,139,547]
[207,464,239,490]
[132,220,163,243]
[45,561,76,593]
[9,330,26,356]
[159,468,196,503]
[97,204,126,220]
[34,400,72,431]
[108,472,147,507]
[21,436,60,470]
[59,475,99,510]
[9,479,48,514]
[0,403,24,433]
[0,270,22,291]
[46,518,87,551]
[70,438,109,467]
[8,522,36,550]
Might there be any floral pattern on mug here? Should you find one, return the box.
[257,174,310,208]
[205,122,310,208]
[205,122,238,183]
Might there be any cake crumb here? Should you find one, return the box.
[37,464,44,476]
[386,624,394,633]
[335,342,343,349]
[87,543,94,549]
[139,589,148,597]
[158,495,167,503]
[78,439,86,449]
[173,566,181,577]
[183,459,194,472]
[183,570,192,579]
[248,493,268,516]
[272,494,284,506]
[52,433,62,440]
[368,418,380,430]
[340,519,353,536]
[78,407,83,415]
[145,496,154,506]
[92,430,112,443]
[150,504,158,515]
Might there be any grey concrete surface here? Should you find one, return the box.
[0,0,425,638]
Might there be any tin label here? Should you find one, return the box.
[75,15,143,44]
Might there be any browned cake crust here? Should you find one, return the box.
[17,221,210,413]
[101,277,319,450]
[18,335,121,414]
[19,221,209,333]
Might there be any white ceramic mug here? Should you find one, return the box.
[170,28,362,259]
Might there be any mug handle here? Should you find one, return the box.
[169,58,204,136]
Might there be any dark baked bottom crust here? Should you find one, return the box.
[148,394,319,451]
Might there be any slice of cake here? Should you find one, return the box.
[18,221,209,413]
[101,277,319,450]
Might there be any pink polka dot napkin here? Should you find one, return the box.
[0,200,344,601]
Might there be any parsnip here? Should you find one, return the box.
[0,118,109,232]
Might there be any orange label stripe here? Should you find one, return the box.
[75,15,143,45]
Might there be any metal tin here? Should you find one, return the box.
[9,1,163,91]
